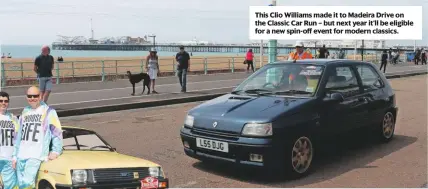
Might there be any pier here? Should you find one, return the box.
[51,43,415,54]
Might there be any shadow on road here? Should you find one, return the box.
[191,131,417,187]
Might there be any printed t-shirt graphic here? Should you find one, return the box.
[0,113,19,160]
[15,103,63,161]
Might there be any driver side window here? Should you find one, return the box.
[325,66,360,98]
[242,67,284,90]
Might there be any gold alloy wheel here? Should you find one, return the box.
[382,112,395,139]
[291,136,313,174]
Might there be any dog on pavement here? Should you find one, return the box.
[126,71,151,95]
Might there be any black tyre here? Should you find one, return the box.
[39,181,54,189]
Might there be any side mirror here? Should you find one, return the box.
[324,92,344,103]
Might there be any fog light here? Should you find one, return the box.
[249,153,263,162]
[183,141,190,148]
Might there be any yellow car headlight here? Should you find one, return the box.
[71,169,87,184]
[71,169,95,185]
[148,167,163,177]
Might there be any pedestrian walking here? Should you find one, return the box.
[415,48,421,65]
[245,49,254,73]
[176,46,190,93]
[380,50,388,73]
[34,45,54,104]
[318,45,329,59]
[13,86,63,189]
[0,91,19,189]
[387,48,393,64]
[421,48,426,65]
[146,48,159,94]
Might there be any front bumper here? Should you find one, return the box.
[55,178,169,189]
[180,128,278,168]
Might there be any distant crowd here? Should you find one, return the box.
[243,41,427,75]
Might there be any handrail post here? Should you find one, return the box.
[20,62,24,80]
[231,57,235,73]
[115,60,118,78]
[1,63,5,87]
[56,61,60,84]
[172,59,176,75]
[101,60,105,82]
[71,62,75,78]
[228,59,231,70]
[204,57,207,75]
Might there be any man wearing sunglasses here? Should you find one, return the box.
[12,86,63,189]
[0,92,19,189]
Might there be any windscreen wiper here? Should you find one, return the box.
[231,89,272,96]
[273,90,312,95]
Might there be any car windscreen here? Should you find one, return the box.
[62,129,112,151]
[234,64,324,96]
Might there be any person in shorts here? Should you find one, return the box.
[34,45,54,103]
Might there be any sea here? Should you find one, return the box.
[0,45,246,59]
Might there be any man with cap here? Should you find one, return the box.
[288,41,313,61]
[13,86,63,189]
[34,45,55,104]
[175,46,191,93]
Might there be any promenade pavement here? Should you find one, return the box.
[60,75,427,187]
[4,64,427,116]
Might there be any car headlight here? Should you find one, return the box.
[71,169,88,184]
[184,115,194,128]
[241,123,273,137]
[149,167,163,177]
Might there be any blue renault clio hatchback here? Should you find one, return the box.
[180,59,398,177]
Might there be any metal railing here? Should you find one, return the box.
[0,53,402,87]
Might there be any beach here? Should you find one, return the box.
[1,54,379,80]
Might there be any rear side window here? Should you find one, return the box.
[324,66,360,98]
[356,65,384,92]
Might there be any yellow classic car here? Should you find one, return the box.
[2,126,169,189]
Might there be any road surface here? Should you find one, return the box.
[4,64,427,114]
[59,75,427,188]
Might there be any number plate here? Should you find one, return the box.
[196,138,229,153]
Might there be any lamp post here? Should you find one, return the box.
[361,39,365,61]
[266,0,277,83]
[148,35,156,48]
[260,40,264,68]
[268,1,277,64]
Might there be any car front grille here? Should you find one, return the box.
[191,127,239,140]
[93,167,150,183]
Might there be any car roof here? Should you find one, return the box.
[271,59,373,66]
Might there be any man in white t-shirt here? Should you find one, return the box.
[12,86,63,189]
[0,91,19,189]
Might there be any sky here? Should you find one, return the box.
[0,0,427,46]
